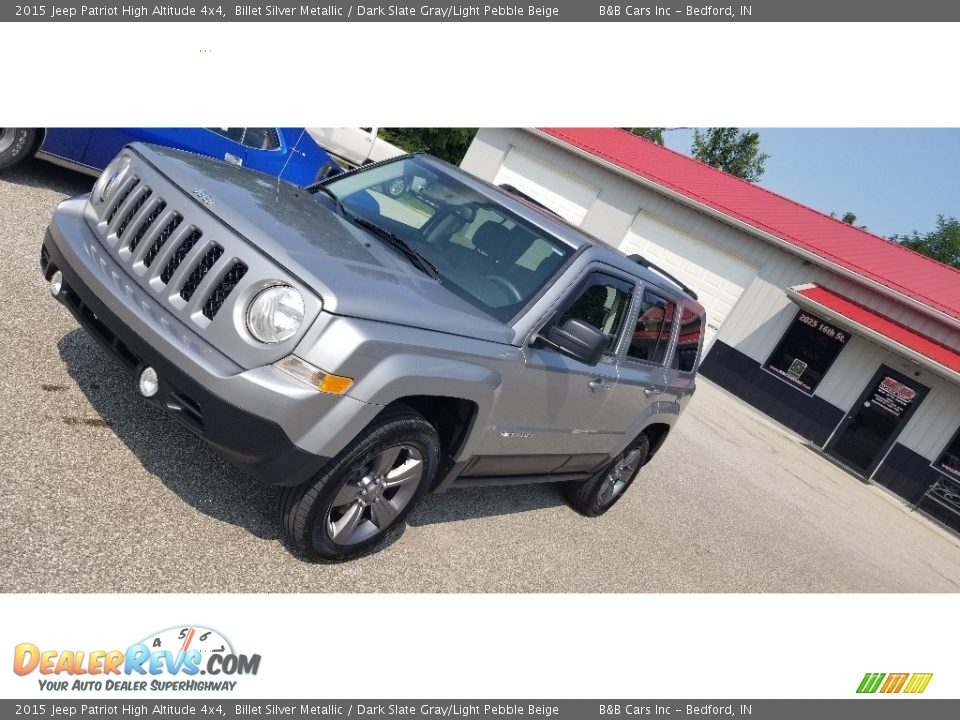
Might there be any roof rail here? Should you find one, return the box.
[628,254,699,300]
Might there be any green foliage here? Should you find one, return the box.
[378,128,478,165]
[626,128,665,145]
[830,210,867,230]
[891,215,960,269]
[691,128,769,182]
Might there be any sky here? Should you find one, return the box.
[661,128,960,239]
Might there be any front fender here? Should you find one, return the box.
[295,316,516,461]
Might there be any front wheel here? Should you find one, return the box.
[0,128,38,171]
[279,406,440,561]
[565,435,650,517]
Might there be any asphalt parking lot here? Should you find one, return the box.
[3,158,960,593]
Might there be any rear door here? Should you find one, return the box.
[603,287,683,433]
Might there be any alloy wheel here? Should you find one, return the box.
[596,447,644,507]
[324,444,425,546]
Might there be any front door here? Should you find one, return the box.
[483,272,634,462]
[825,366,928,475]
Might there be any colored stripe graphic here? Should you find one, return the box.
[857,673,885,693]
[904,674,934,694]
[880,673,909,693]
[857,672,932,694]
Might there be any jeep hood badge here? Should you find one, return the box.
[192,188,215,206]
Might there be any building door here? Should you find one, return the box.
[825,365,929,475]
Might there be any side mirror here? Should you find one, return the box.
[539,318,608,366]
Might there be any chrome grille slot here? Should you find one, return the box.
[116,187,153,239]
[202,262,248,320]
[160,229,202,284]
[105,177,140,225]
[128,200,166,252]
[180,245,224,302]
[143,214,183,268]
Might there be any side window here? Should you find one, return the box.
[240,128,281,150]
[627,290,677,365]
[671,308,704,373]
[558,275,633,353]
[207,127,246,143]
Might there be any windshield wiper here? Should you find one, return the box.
[351,216,441,281]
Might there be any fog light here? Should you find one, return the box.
[49,270,63,297]
[138,366,159,398]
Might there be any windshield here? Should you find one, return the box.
[318,157,575,322]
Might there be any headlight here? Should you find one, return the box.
[92,154,132,205]
[245,285,305,344]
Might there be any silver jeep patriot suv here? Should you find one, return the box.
[41,145,706,561]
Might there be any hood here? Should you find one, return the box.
[135,144,514,344]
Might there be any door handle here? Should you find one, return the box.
[643,387,663,397]
[588,378,612,392]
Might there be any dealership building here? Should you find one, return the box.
[461,128,960,525]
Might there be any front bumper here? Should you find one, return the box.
[41,198,375,486]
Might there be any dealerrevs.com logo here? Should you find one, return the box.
[13,626,261,692]
[857,672,933,694]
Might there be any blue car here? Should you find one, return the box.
[0,127,342,186]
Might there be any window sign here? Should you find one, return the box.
[871,376,918,418]
[934,429,960,480]
[764,310,849,393]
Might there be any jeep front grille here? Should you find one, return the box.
[115,187,152,239]
[203,262,248,320]
[160,229,202,284]
[96,178,247,322]
[128,200,166,253]
[143,214,182,268]
[179,245,224,302]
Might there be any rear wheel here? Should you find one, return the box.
[565,434,650,517]
[0,128,38,171]
[279,406,440,561]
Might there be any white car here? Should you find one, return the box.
[307,127,405,167]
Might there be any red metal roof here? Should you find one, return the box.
[539,127,960,324]
[794,284,960,374]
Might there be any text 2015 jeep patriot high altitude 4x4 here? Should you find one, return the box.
[41,144,706,561]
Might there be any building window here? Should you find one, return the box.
[934,428,960,480]
[764,310,849,394]
[626,290,676,365]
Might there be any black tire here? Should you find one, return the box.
[0,128,38,171]
[565,434,650,517]
[279,406,440,562]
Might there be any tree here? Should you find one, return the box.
[626,128,665,145]
[891,215,960,269]
[378,128,478,165]
[691,128,769,182]
[829,211,867,230]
